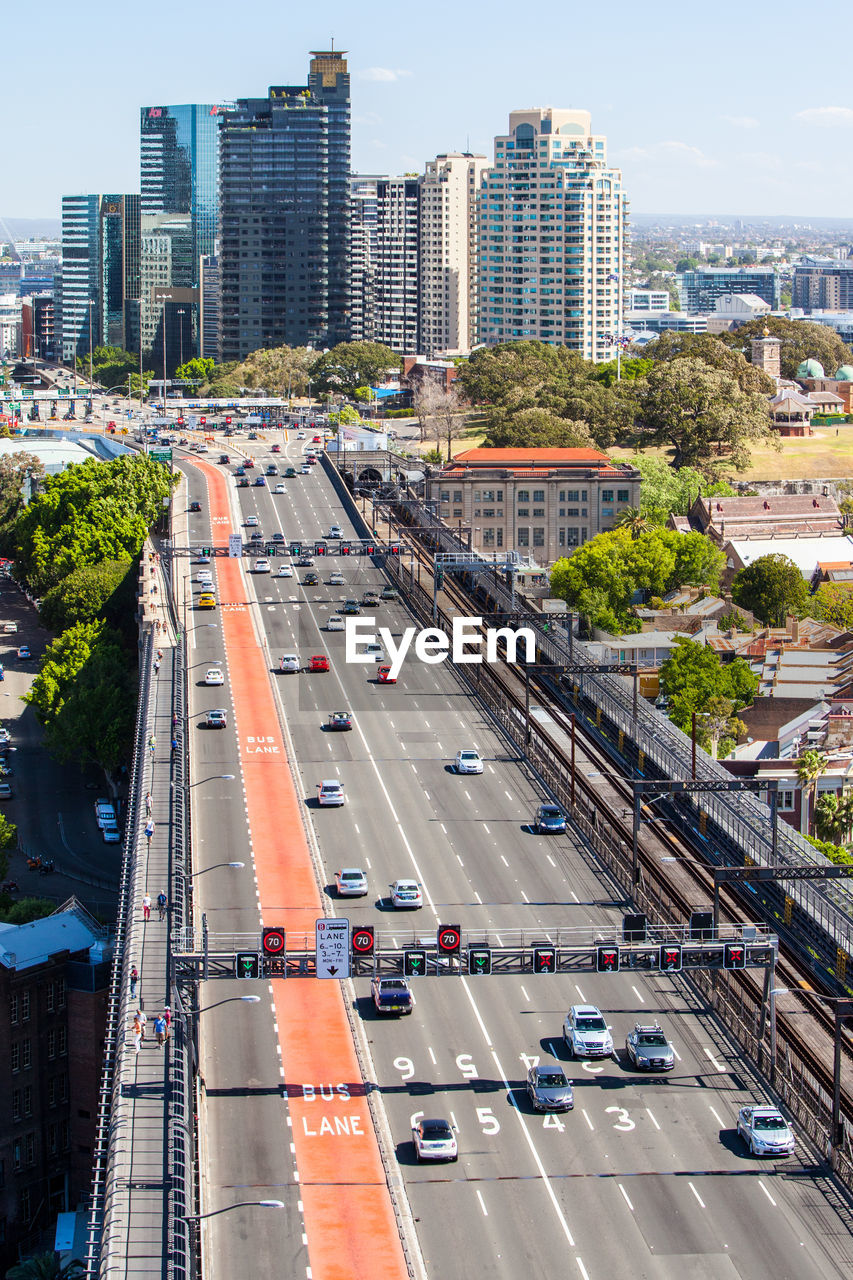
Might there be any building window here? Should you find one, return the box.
[453,491,462,504]
[440,490,449,502]
[46,983,54,1013]
[533,527,545,547]
[517,528,529,547]
[11,1043,20,1073]
[47,1030,56,1060]
[48,1125,58,1157]
[779,790,795,811]
[23,1086,32,1117]
[601,489,614,502]
[453,508,463,518]
[25,1133,35,1166]
[483,528,495,546]
[48,1079,56,1108]
[496,529,503,547]
[57,979,66,1010]
[559,529,565,546]
[58,1028,67,1057]
[517,489,529,502]
[567,528,580,546]
[483,508,495,518]
[10,994,18,1025]
[533,489,544,502]
[21,991,30,1021]
[617,489,629,503]
[496,490,503,502]
[482,490,494,501]
[533,508,545,517]
[517,508,529,517]
[12,1091,21,1122]
[22,1040,31,1070]
[12,1144,21,1174]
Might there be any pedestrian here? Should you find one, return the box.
[164,1005,171,1035]
[145,791,152,815]
[129,965,139,998]
[157,890,168,921]
[157,648,163,661]
[172,713,178,729]
[153,659,160,674]
[136,1008,148,1041]
[145,818,155,846]
[148,734,156,756]
[132,1016,142,1055]
[171,736,178,754]
[142,893,151,922]
[154,1015,167,1048]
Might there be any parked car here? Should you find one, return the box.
[95,799,117,829]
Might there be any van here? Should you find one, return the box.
[0,782,11,800]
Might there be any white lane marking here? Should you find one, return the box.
[501,855,509,866]
[574,985,586,1003]
[427,1047,437,1066]
[365,857,372,870]
[476,1190,489,1217]
[495,934,504,946]
[354,824,360,834]
[618,1184,634,1212]
[672,1046,682,1061]
[440,824,447,835]
[704,1047,726,1073]
[473,891,482,903]
[758,1180,777,1207]
[546,854,556,868]
[520,985,530,1003]
[450,1111,459,1131]
[688,1182,706,1209]
[504,790,513,801]
[708,1105,725,1128]
[488,764,495,774]
[645,1108,660,1131]
[482,823,490,834]
[631,985,645,1004]
[581,1109,594,1132]
[456,855,464,867]
[570,891,579,903]
[575,1260,590,1280]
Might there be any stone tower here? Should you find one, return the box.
[751,326,781,379]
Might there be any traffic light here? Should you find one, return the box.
[403,948,427,977]
[596,946,620,973]
[659,943,682,973]
[315,543,326,555]
[532,945,556,974]
[724,942,745,970]
[341,543,351,555]
[290,543,301,557]
[389,544,400,555]
[435,568,444,589]
[437,924,461,955]
[235,952,260,978]
[364,544,374,556]
[468,946,492,975]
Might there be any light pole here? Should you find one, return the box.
[181,1200,285,1223]
[770,989,853,1157]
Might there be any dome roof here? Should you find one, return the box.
[835,364,853,381]
[796,358,825,379]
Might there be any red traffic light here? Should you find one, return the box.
[596,946,620,973]
[533,945,556,973]
[364,545,374,556]
[351,926,375,955]
[389,545,400,555]
[659,944,682,973]
[262,927,286,955]
[437,924,461,955]
[724,943,745,969]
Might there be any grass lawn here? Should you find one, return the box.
[610,427,853,483]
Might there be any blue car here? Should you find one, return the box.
[535,804,567,834]
[254,475,266,487]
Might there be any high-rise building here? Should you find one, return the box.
[478,111,628,359]
[99,195,140,351]
[792,257,853,313]
[140,104,225,283]
[419,153,488,358]
[58,196,99,364]
[350,176,419,353]
[199,255,221,360]
[676,267,780,314]
[139,213,194,368]
[218,50,351,360]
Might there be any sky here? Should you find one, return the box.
[5,0,852,223]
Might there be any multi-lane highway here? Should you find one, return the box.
[177,433,853,1280]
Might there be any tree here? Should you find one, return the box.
[796,750,828,835]
[239,346,314,397]
[642,332,775,394]
[628,455,734,522]
[718,316,853,381]
[615,507,650,539]
[77,345,137,390]
[0,811,15,882]
[6,1253,84,1280]
[695,695,746,760]
[815,793,843,844]
[810,582,853,631]
[39,558,135,637]
[175,356,216,387]
[731,554,809,625]
[658,636,757,733]
[635,357,776,473]
[310,343,401,398]
[0,451,45,529]
[483,407,594,450]
[423,383,468,461]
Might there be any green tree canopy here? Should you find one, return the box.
[77,345,137,390]
[658,637,757,733]
[629,456,735,522]
[811,582,853,630]
[731,554,810,625]
[642,332,775,394]
[39,558,135,637]
[718,316,853,381]
[174,356,216,387]
[0,451,46,531]
[483,407,594,449]
[310,343,401,397]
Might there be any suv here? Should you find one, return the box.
[563,1005,613,1059]
[379,585,399,601]
[371,977,414,1016]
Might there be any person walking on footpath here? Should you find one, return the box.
[154,1014,167,1048]
[136,1008,148,1042]
[130,965,139,998]
[153,657,161,674]
[145,817,155,847]
[132,1015,142,1055]
[164,1006,172,1037]
[157,890,168,921]
[148,734,156,757]
[142,893,151,922]
[145,791,153,816]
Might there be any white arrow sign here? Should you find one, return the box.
[315,918,350,979]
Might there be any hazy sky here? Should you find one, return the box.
[5,0,851,221]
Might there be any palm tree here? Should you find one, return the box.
[835,791,853,845]
[615,507,650,540]
[796,750,828,835]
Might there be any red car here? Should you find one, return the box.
[377,665,396,684]
[312,435,322,443]
[271,443,281,453]
[308,655,330,673]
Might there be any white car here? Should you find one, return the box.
[274,483,286,493]
[297,431,305,439]
[279,654,300,673]
[412,1118,457,1163]
[102,822,121,844]
[318,779,345,807]
[205,667,224,686]
[455,749,483,774]
[300,465,310,475]
[95,799,117,829]
[276,565,293,578]
[253,559,271,573]
[329,524,343,538]
[363,642,385,662]
[329,572,346,586]
[245,515,259,527]
[389,879,423,909]
[197,570,213,586]
[737,1106,795,1157]
[563,1005,614,1059]
[327,615,345,632]
[335,867,368,897]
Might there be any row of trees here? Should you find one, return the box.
[175,341,402,402]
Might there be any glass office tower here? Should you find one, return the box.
[140,104,224,282]
[100,194,140,349]
[218,51,351,360]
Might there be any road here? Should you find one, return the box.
[178,436,853,1280]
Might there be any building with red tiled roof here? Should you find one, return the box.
[427,448,640,563]
[689,492,843,543]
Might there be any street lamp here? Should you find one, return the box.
[180,1199,285,1223]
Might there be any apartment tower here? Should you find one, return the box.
[350,175,419,353]
[419,153,488,358]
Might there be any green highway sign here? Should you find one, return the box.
[150,449,173,463]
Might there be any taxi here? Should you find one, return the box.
[197,592,216,610]
[308,655,330,673]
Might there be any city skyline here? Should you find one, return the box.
[5,0,853,222]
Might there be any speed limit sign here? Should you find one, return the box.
[262,927,286,955]
[352,926,375,955]
[437,924,461,955]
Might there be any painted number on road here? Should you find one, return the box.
[543,1113,565,1132]
[605,1105,635,1132]
[394,1057,415,1081]
[476,1107,500,1136]
[456,1054,478,1079]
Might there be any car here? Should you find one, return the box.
[285,467,297,478]
[389,879,423,909]
[342,600,361,615]
[307,456,318,466]
[254,475,266,487]
[327,615,345,632]
[250,531,264,542]
[197,592,216,609]
[737,1106,795,1157]
[245,515,259,527]
[296,556,314,567]
[563,1005,613,1059]
[266,465,278,476]
[0,728,10,748]
[535,804,567,834]
[102,821,121,844]
[253,559,271,573]
[277,565,294,578]
[235,466,246,477]
[329,571,346,586]
[329,524,344,538]
[455,749,483,775]
[244,457,255,468]
[279,654,300,673]
[205,668,225,686]
[527,1065,574,1112]
[196,443,208,454]
[16,645,31,660]
[219,454,231,464]
[625,1023,675,1072]
[412,1118,457,1163]
[362,590,381,606]
[238,478,249,488]
[328,711,352,732]
[377,665,396,684]
[271,443,281,453]
[303,572,319,587]
[197,552,211,565]
[3,622,17,633]
[335,867,368,896]
[206,709,227,729]
[248,431,258,440]
[272,532,285,543]
[197,570,213,587]
[318,779,345,806]
[371,976,413,1015]
[308,654,330,673]
[297,430,305,439]
[189,500,202,512]
[274,483,286,493]
[300,465,310,475]
[95,799,117,829]
[380,585,399,601]
[0,782,13,801]
[363,642,385,662]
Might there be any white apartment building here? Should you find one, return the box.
[419,153,488,358]
[350,176,419,354]
[478,109,628,360]
[627,289,669,314]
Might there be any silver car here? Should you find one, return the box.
[625,1023,675,1071]
[737,1106,795,1157]
[526,1065,573,1112]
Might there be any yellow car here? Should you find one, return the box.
[197,592,216,610]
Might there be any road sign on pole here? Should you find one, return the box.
[228,534,243,558]
[315,918,350,978]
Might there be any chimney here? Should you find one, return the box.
[792,617,800,643]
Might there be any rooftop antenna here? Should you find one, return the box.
[330,35,334,51]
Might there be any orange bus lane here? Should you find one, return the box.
[185,456,410,1280]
